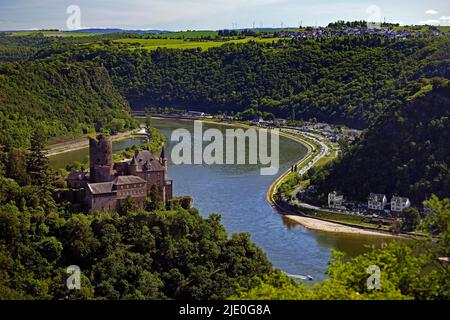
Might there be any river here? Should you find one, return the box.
[50,118,394,281]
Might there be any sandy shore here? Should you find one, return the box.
[285,215,396,237]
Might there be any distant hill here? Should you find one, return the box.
[310,78,450,206]
[73,28,171,34]
[82,36,449,128]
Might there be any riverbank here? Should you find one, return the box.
[264,127,402,238]
[284,215,396,237]
[47,128,146,156]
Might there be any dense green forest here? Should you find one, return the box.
[0,59,135,148]
[310,78,450,205]
[0,131,448,300]
[64,36,449,128]
[0,32,449,300]
[0,34,449,148]
[0,133,272,299]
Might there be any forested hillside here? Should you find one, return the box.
[0,59,135,148]
[0,31,448,301]
[1,125,447,300]
[1,34,448,139]
[310,78,450,205]
[65,36,450,128]
[0,134,272,299]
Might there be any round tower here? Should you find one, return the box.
[89,134,113,182]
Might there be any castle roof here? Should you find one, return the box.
[128,150,165,172]
[88,182,114,195]
[130,155,139,166]
[143,160,151,171]
[113,175,146,185]
[67,171,89,181]
[88,175,147,194]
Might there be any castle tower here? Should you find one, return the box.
[159,146,167,168]
[89,135,113,183]
[129,150,139,176]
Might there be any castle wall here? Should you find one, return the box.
[164,181,173,203]
[87,193,117,213]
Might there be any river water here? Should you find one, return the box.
[50,118,394,281]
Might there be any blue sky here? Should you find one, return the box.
[0,0,449,31]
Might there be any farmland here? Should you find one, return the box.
[113,37,282,50]
[146,30,219,39]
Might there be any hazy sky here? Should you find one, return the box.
[0,0,449,31]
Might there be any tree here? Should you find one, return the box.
[145,115,153,132]
[108,118,126,134]
[6,148,30,186]
[118,196,138,215]
[400,207,420,232]
[26,129,55,208]
[27,130,49,186]
[0,204,21,246]
[146,184,163,211]
[0,177,21,205]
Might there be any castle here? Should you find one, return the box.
[67,135,173,212]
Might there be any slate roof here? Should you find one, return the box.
[113,175,146,185]
[67,171,89,181]
[368,193,386,202]
[88,176,146,195]
[88,182,114,195]
[391,196,410,204]
[129,150,165,172]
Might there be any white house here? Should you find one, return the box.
[368,193,387,211]
[328,191,344,209]
[391,196,411,212]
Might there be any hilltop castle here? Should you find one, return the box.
[67,135,172,212]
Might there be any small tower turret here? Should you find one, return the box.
[159,146,167,168]
[129,151,139,175]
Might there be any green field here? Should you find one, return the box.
[113,37,281,50]
[148,30,219,39]
[392,25,450,32]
